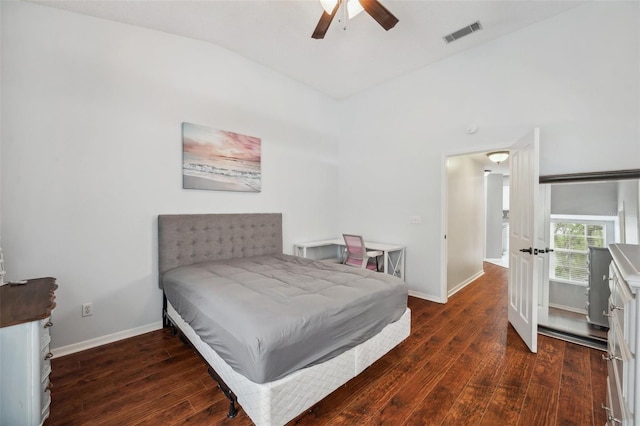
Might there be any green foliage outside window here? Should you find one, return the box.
[551,221,605,284]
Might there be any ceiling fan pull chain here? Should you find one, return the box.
[342,0,348,30]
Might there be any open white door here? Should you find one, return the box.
[508,128,540,353]
[536,184,551,325]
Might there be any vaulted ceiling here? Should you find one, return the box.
[30,0,580,99]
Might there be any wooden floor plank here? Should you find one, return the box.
[106,380,209,425]
[477,327,539,426]
[440,344,507,425]
[530,334,566,390]
[518,382,559,426]
[557,343,595,426]
[131,400,196,426]
[46,263,606,426]
[516,334,566,426]
[402,341,488,426]
[405,300,508,425]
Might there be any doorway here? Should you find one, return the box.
[537,178,639,349]
[444,149,510,297]
[445,146,640,349]
[484,172,509,268]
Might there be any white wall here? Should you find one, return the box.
[550,182,618,216]
[618,179,640,244]
[485,173,504,259]
[1,2,340,349]
[446,155,484,293]
[338,2,639,300]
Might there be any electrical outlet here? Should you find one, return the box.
[82,302,93,317]
[410,215,422,224]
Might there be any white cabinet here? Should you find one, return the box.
[0,278,57,426]
[605,244,640,425]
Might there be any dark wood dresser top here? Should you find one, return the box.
[0,277,58,328]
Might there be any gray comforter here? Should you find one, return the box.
[162,254,407,384]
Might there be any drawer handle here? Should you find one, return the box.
[608,414,622,424]
[44,321,53,328]
[602,353,622,362]
[601,404,622,424]
[44,352,53,360]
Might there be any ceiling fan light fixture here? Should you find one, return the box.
[487,151,509,164]
[320,0,337,14]
[313,0,397,39]
[347,0,364,19]
[319,0,364,19]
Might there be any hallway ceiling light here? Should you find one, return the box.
[487,151,509,164]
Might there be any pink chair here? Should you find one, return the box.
[342,234,383,271]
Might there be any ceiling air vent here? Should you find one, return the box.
[443,21,482,44]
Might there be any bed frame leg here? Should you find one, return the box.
[163,311,177,336]
[162,293,178,335]
[162,293,171,328]
[167,315,177,336]
[208,367,238,418]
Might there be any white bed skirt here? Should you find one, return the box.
[166,302,410,426]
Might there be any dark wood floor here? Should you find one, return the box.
[46,262,607,425]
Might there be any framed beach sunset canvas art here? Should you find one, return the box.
[182,122,262,192]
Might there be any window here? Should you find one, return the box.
[550,216,608,285]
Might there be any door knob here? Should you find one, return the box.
[534,248,553,254]
[519,248,532,254]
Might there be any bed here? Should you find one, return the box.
[158,213,410,426]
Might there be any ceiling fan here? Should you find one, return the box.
[312,0,399,40]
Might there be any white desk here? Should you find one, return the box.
[294,238,405,279]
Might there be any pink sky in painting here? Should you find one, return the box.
[183,124,260,162]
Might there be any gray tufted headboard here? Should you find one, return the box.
[158,213,283,287]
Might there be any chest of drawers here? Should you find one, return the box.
[0,277,57,426]
[605,244,640,425]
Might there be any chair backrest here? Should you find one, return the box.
[343,234,366,266]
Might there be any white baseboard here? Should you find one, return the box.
[447,270,484,298]
[52,321,164,358]
[408,289,446,304]
[549,303,587,315]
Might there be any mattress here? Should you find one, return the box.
[162,254,408,384]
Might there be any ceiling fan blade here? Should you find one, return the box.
[312,1,340,39]
[360,0,398,31]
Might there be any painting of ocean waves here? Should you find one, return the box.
[182,122,261,192]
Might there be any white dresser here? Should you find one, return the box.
[605,244,640,425]
[0,278,57,426]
